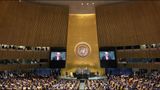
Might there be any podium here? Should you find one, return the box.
[73,68,94,79]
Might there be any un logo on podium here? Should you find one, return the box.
[75,42,91,57]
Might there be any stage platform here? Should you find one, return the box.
[59,76,107,80]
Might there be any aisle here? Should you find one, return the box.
[79,82,85,90]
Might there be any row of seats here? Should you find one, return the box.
[0,71,159,90]
[0,72,79,90]
[0,44,50,51]
[0,59,39,65]
[85,71,160,90]
[0,76,57,89]
[116,43,160,50]
[0,78,80,90]
[119,58,160,63]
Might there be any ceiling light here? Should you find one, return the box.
[81,3,84,6]
[86,3,89,5]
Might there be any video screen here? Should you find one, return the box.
[99,47,117,68]
[50,52,66,61]
[99,51,115,60]
[49,48,66,68]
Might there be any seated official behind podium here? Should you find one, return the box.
[52,52,62,61]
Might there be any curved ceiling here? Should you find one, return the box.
[31,0,129,14]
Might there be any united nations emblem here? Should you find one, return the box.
[75,42,91,57]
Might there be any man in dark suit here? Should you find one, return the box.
[52,52,62,60]
[102,52,110,60]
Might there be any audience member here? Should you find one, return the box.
[0,71,159,90]
[85,71,160,90]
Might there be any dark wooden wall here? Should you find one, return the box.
[96,1,160,47]
[117,49,160,58]
[0,63,49,71]
[0,1,69,47]
[0,50,49,59]
[118,63,160,69]
[0,1,69,70]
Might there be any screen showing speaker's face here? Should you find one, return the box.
[50,52,66,61]
[100,51,115,60]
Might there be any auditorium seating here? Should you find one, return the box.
[85,71,160,90]
[52,79,80,90]
[0,71,80,90]
[0,71,159,89]
[0,1,160,90]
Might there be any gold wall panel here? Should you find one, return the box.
[62,14,104,75]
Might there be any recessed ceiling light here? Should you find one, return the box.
[81,3,84,6]
[92,3,95,5]
[86,3,89,5]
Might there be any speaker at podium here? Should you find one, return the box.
[73,67,95,79]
